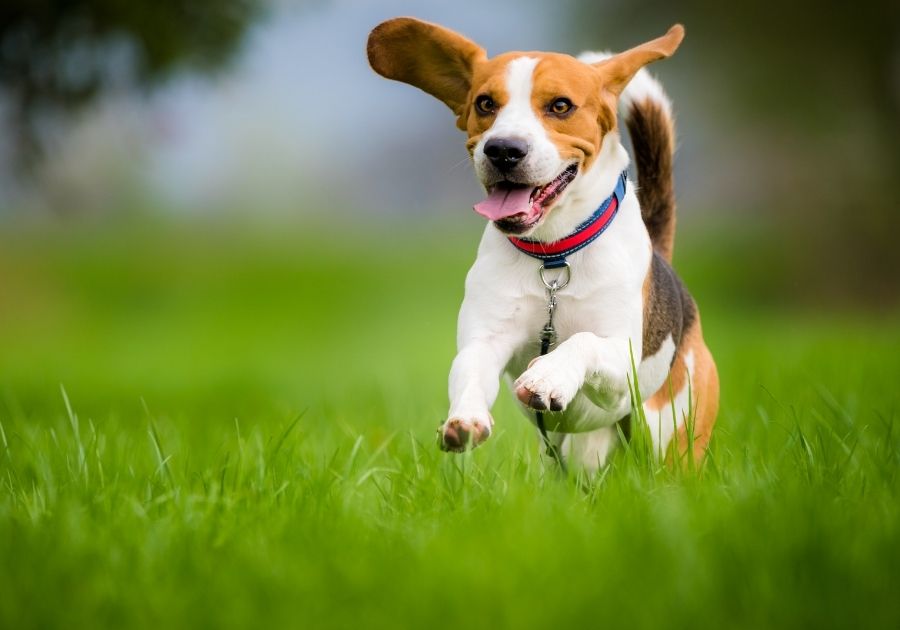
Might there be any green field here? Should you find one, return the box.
[1,219,898,629]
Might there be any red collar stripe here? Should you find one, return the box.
[507,171,627,267]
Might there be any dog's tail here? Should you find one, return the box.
[620,68,678,263]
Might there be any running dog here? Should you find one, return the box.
[367,17,718,471]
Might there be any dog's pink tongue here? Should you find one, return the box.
[473,187,533,221]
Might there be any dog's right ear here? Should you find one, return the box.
[367,17,486,125]
[591,24,685,97]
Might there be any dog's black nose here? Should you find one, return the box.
[484,137,528,171]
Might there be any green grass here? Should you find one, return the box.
[0,219,898,629]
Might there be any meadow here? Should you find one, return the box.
[0,218,898,629]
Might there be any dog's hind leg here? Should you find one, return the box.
[642,318,719,466]
[554,426,619,474]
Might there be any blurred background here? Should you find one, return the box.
[2,6,899,626]
[2,0,897,302]
[0,0,897,415]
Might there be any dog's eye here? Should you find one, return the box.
[475,95,496,115]
[548,98,574,116]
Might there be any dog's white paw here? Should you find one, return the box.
[439,415,492,452]
[514,354,583,412]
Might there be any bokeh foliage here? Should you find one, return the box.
[0,0,260,169]
[570,0,899,305]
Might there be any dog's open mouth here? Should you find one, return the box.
[473,164,578,234]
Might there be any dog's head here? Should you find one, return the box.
[367,17,683,236]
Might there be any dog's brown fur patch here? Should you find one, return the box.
[642,251,696,360]
[627,98,677,262]
[669,318,719,463]
[367,17,486,128]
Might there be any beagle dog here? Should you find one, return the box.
[367,17,718,472]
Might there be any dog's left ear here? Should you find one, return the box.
[592,24,684,96]
[367,17,486,127]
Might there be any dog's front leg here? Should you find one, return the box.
[440,338,515,452]
[514,332,634,416]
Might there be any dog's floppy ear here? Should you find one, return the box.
[592,24,684,96]
[367,17,486,124]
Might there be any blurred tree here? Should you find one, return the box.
[569,0,899,306]
[0,0,260,174]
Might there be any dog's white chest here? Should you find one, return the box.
[498,282,632,426]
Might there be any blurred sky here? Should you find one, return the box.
[149,0,568,215]
[2,0,722,220]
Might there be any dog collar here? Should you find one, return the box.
[507,171,627,269]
